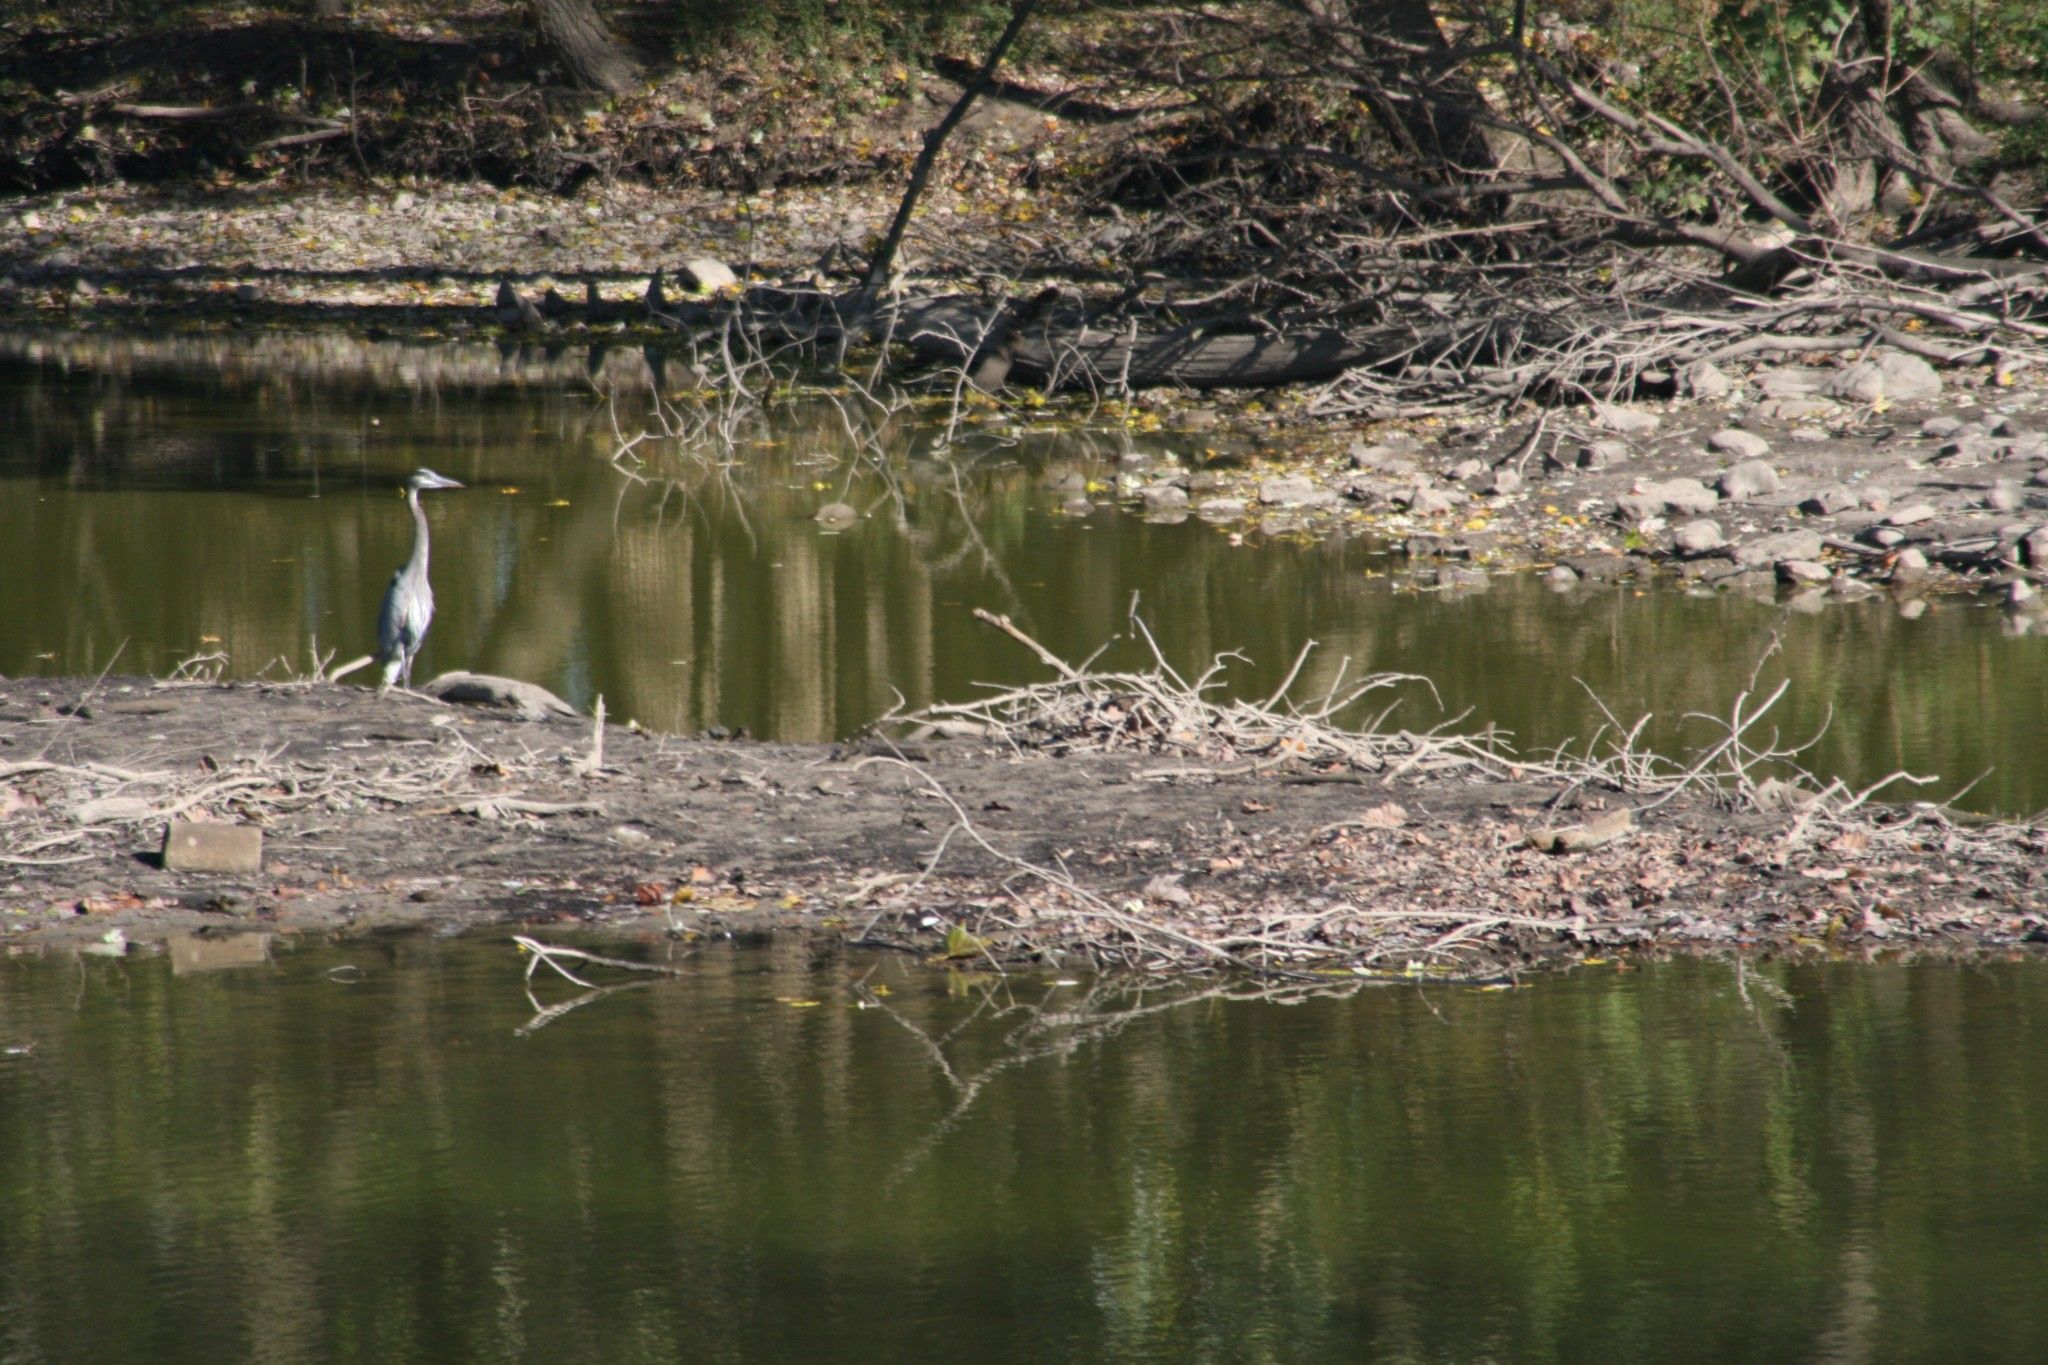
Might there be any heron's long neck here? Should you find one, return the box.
[406,489,432,577]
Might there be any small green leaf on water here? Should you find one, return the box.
[943,924,986,959]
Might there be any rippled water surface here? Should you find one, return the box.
[3,939,2047,1362]
[1,331,2044,812]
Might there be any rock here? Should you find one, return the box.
[1802,486,1858,516]
[2029,466,2048,488]
[1435,565,1488,590]
[1562,555,1629,582]
[1349,442,1401,471]
[1824,352,1941,403]
[1483,468,1523,496]
[1897,597,1929,620]
[814,502,858,528]
[1891,546,1930,581]
[1985,482,2022,512]
[2020,527,2048,567]
[1885,502,1938,527]
[1196,498,1247,519]
[1755,397,1838,422]
[1061,496,1094,517]
[423,672,580,720]
[1787,427,1829,443]
[1758,368,1825,398]
[2008,578,2038,607]
[1678,360,1732,400]
[1707,429,1771,460]
[1671,520,1726,554]
[1920,416,1965,439]
[1717,459,1781,501]
[1861,526,1907,549]
[1861,487,1893,513]
[1577,440,1630,470]
[1139,483,1189,513]
[1777,559,1832,584]
[1525,807,1632,854]
[1445,458,1485,481]
[1731,529,1824,568]
[1544,565,1580,587]
[1258,475,1318,506]
[677,257,739,293]
[1618,478,1718,521]
[1593,403,1661,434]
[1935,436,2000,465]
[392,190,417,212]
[162,820,263,875]
[1398,484,1457,516]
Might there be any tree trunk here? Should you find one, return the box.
[1807,0,1998,225]
[532,0,637,97]
[1298,0,1502,181]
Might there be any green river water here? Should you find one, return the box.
[1,333,2045,814]
[2,939,2046,1362]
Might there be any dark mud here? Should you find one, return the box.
[3,676,2042,974]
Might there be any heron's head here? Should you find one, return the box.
[405,468,465,494]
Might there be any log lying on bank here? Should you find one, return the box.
[891,296,1392,391]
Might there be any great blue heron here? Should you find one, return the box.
[376,468,465,691]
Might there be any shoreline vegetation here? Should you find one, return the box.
[3,610,2042,975]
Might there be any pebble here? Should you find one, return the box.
[1787,427,1830,443]
[1594,403,1662,434]
[1618,478,1719,521]
[1802,485,1858,515]
[1544,565,1580,587]
[1824,352,1941,403]
[1679,361,1732,399]
[1776,559,1832,584]
[1257,475,1318,506]
[1671,520,1726,554]
[1139,484,1188,513]
[1884,502,1938,527]
[1733,529,1824,567]
[1755,397,1838,421]
[1716,459,1780,501]
[1401,484,1457,516]
[678,257,738,292]
[813,502,858,527]
[1986,482,2021,512]
[1920,416,1965,439]
[1577,440,1630,470]
[1861,526,1907,549]
[1892,547,1930,580]
[1707,429,1770,460]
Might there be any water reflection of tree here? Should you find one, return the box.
[4,948,2048,1357]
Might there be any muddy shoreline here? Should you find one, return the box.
[3,675,2041,973]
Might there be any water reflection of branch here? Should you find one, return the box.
[518,979,657,1037]
[877,975,1364,1185]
